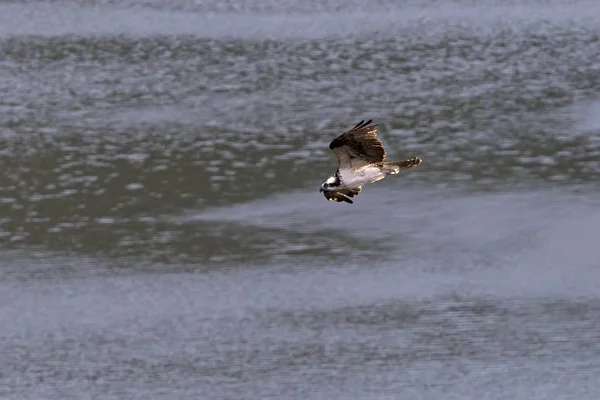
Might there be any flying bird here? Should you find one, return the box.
[320,119,422,204]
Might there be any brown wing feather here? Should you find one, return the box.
[329,120,386,171]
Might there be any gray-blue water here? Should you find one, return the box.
[1,0,600,398]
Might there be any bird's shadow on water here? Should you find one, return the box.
[177,184,431,233]
[170,219,390,268]
[177,184,600,280]
[170,185,432,267]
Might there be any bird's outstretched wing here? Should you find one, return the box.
[329,120,386,171]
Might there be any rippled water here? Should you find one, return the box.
[1,0,600,399]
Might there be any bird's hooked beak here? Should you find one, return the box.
[319,187,324,193]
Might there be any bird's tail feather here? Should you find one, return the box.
[382,157,422,174]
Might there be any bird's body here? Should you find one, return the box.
[320,119,422,204]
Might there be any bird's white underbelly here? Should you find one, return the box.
[340,166,383,187]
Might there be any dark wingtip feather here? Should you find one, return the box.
[352,120,365,129]
[351,119,374,130]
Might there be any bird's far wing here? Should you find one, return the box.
[329,119,386,172]
[323,190,354,204]
[338,186,362,198]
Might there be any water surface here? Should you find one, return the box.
[1,0,600,399]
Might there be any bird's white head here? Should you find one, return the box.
[320,175,340,192]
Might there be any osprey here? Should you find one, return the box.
[320,119,422,204]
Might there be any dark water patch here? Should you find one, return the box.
[0,219,383,277]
